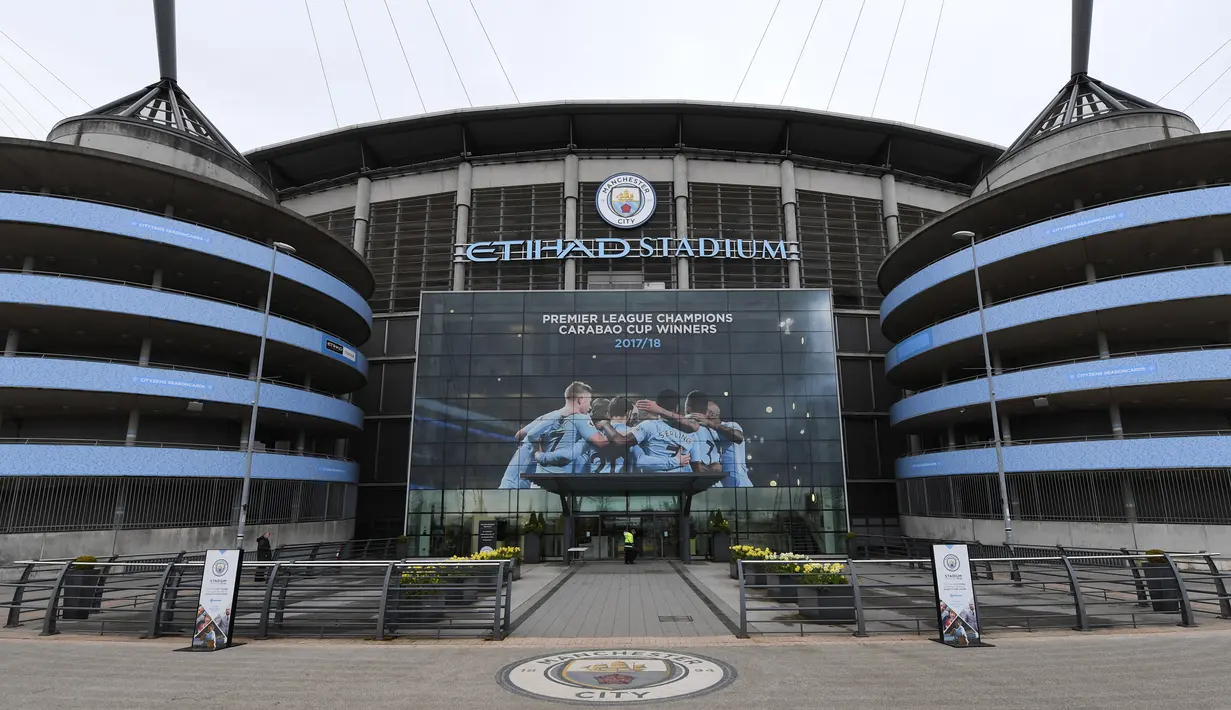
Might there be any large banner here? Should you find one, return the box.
[192,549,242,651]
[410,290,843,492]
[931,544,982,647]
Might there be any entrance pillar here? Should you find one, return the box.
[678,512,691,563]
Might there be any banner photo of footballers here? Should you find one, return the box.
[409,289,842,492]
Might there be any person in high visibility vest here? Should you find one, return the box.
[624,530,636,565]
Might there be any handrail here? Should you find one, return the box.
[0,189,357,288]
[0,437,354,462]
[2,351,351,401]
[0,267,361,347]
[903,342,1231,395]
[906,427,1231,456]
[890,260,1229,355]
[887,182,1229,295]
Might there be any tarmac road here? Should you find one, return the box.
[2,627,1229,709]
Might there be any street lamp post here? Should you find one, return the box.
[953,230,1012,545]
[236,240,297,549]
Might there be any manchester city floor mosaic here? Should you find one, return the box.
[497,649,736,704]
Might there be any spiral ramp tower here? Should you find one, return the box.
[0,0,373,560]
[881,0,1231,554]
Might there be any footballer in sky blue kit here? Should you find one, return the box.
[498,408,565,489]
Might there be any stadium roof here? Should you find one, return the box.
[245,100,1004,197]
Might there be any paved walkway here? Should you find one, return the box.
[512,560,731,638]
[3,627,1231,708]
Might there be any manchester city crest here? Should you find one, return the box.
[499,649,734,704]
[596,173,657,229]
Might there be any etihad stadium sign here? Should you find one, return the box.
[459,173,798,263]
[461,236,800,263]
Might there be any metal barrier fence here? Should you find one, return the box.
[273,537,402,561]
[736,550,1231,638]
[2,557,513,640]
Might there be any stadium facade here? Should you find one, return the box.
[884,2,1231,555]
[4,0,1227,562]
[0,18,371,560]
[244,101,1001,558]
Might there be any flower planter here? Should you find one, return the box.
[771,574,798,602]
[512,560,523,581]
[1141,562,1180,613]
[523,533,541,565]
[61,568,102,620]
[389,591,445,632]
[749,569,768,589]
[730,560,740,580]
[797,585,857,623]
[711,533,731,562]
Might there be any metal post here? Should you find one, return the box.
[847,559,868,637]
[257,563,281,639]
[737,560,748,637]
[237,241,295,548]
[5,563,36,627]
[1202,554,1231,619]
[1007,545,1022,585]
[41,561,74,636]
[494,561,507,640]
[501,562,513,639]
[962,232,1012,544]
[1123,547,1150,607]
[375,563,396,639]
[1162,552,1197,628]
[1060,554,1090,631]
[146,552,185,637]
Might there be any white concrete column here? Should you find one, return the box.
[1073,198,1084,211]
[164,204,175,217]
[139,337,152,366]
[353,175,372,259]
[880,172,901,250]
[294,430,306,452]
[1122,476,1138,523]
[1084,263,1096,284]
[1097,331,1110,359]
[151,269,163,290]
[673,154,690,289]
[1214,247,1225,265]
[21,256,34,273]
[125,409,140,446]
[563,155,580,290]
[248,356,259,380]
[781,160,801,289]
[992,350,1003,376]
[451,162,473,291]
[304,373,312,390]
[1109,403,1124,439]
[334,438,347,458]
[999,414,1012,444]
[3,329,18,357]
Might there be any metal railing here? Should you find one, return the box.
[0,437,352,460]
[2,557,514,640]
[734,549,1229,638]
[909,428,1231,456]
[273,538,403,562]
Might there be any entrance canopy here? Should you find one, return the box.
[523,473,723,496]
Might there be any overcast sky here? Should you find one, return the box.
[1,0,1230,153]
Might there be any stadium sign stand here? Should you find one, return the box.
[930,544,991,648]
[177,549,244,652]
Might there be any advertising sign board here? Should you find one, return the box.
[931,544,984,647]
[191,549,242,651]
[478,520,498,552]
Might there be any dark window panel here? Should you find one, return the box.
[385,317,419,355]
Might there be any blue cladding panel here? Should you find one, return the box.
[0,192,371,326]
[0,445,357,482]
[891,350,1231,425]
[881,186,1231,324]
[896,436,1231,478]
[885,265,1231,370]
[0,273,367,378]
[0,358,363,429]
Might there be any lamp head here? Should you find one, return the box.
[952,230,976,242]
[273,241,297,255]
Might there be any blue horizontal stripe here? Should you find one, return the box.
[0,357,363,429]
[881,186,1231,326]
[896,436,1231,478]
[0,444,357,482]
[886,265,1231,371]
[0,192,371,327]
[0,272,367,379]
[891,350,1231,426]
